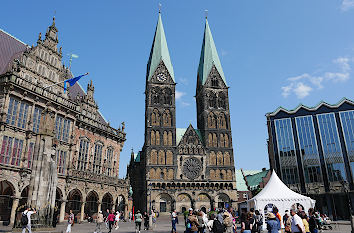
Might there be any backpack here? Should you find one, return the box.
[21,213,28,226]
[212,219,225,233]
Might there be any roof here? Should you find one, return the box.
[67,81,107,124]
[176,126,204,145]
[249,170,315,203]
[0,29,28,74]
[266,97,354,117]
[245,169,269,190]
[236,169,262,191]
[197,19,226,87]
[134,152,141,162]
[147,13,174,81]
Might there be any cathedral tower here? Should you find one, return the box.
[144,11,177,188]
[196,18,235,184]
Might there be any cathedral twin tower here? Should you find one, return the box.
[129,12,237,213]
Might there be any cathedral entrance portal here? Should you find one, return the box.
[0,181,14,223]
[216,193,230,209]
[155,193,173,213]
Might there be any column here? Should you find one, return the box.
[97,201,102,212]
[59,200,66,223]
[80,201,85,222]
[9,197,19,227]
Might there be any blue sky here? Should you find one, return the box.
[2,1,354,178]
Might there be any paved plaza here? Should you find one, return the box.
[0,215,352,233]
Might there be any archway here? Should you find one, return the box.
[85,191,99,217]
[116,195,126,212]
[155,193,173,213]
[102,193,113,212]
[196,193,211,212]
[176,193,192,213]
[55,188,63,210]
[19,186,29,210]
[216,193,230,209]
[66,189,82,215]
[0,181,14,222]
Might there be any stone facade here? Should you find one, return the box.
[128,14,237,214]
[0,18,128,227]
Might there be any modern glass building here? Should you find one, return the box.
[266,98,354,220]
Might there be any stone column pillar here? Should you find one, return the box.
[59,200,67,223]
[80,201,85,222]
[9,197,19,227]
[98,201,102,212]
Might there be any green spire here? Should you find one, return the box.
[197,18,226,87]
[147,13,174,81]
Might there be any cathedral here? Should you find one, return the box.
[0,18,128,227]
[128,13,237,213]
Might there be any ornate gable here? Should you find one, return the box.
[177,125,205,156]
[149,60,174,84]
[204,65,227,89]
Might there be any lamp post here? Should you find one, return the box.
[340,180,354,233]
[148,183,152,230]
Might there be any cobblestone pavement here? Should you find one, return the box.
[0,216,352,233]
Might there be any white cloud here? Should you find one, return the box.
[281,57,352,99]
[181,101,191,107]
[179,78,189,85]
[221,49,228,57]
[341,0,354,11]
[175,90,185,100]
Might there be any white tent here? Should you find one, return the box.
[247,170,316,228]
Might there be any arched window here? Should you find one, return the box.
[224,134,229,147]
[219,134,224,147]
[93,143,103,174]
[208,112,216,128]
[150,150,157,165]
[218,93,226,109]
[224,152,230,166]
[151,109,160,126]
[218,113,227,129]
[209,151,216,165]
[156,131,160,145]
[209,92,217,108]
[163,131,168,145]
[151,131,155,145]
[213,133,218,147]
[211,75,219,87]
[106,147,114,176]
[163,110,172,126]
[208,133,213,147]
[217,152,223,165]
[78,139,89,171]
[168,131,173,146]
[163,88,172,105]
[158,150,165,165]
[166,150,173,164]
[151,88,160,105]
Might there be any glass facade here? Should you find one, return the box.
[339,110,354,180]
[317,113,347,182]
[55,115,71,142]
[78,139,89,171]
[93,144,103,174]
[274,118,299,184]
[295,116,322,183]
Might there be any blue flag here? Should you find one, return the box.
[64,73,87,92]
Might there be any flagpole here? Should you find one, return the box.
[44,72,89,89]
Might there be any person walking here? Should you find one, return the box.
[254,210,263,233]
[171,210,178,233]
[308,208,319,233]
[135,210,143,233]
[187,211,199,233]
[107,210,115,233]
[21,207,36,233]
[290,209,305,233]
[266,213,280,233]
[115,211,120,230]
[223,212,233,233]
[241,212,254,233]
[66,210,74,233]
[95,210,104,233]
[143,211,149,230]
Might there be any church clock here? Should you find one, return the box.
[157,73,166,82]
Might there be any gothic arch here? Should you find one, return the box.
[150,168,156,179]
[158,150,165,165]
[208,112,216,128]
[66,189,83,214]
[150,150,157,165]
[168,131,173,146]
[213,133,217,147]
[224,134,229,147]
[227,170,233,180]
[166,150,173,165]
[208,92,217,108]
[163,88,172,105]
[218,92,226,109]
[210,170,215,179]
[151,131,155,145]
[155,193,173,213]
[224,152,231,165]
[163,131,168,145]
[218,113,227,129]
[209,151,216,165]
[0,180,15,222]
[102,193,114,211]
[163,109,172,126]
[155,131,160,145]
[151,109,160,126]
[217,151,223,165]
[219,134,224,147]
[167,169,174,180]
[151,87,160,105]
[208,133,213,147]
[85,191,99,216]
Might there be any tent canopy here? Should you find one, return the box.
[248,170,315,214]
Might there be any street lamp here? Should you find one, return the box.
[340,180,354,233]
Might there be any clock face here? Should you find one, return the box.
[157,73,167,82]
[182,157,202,180]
